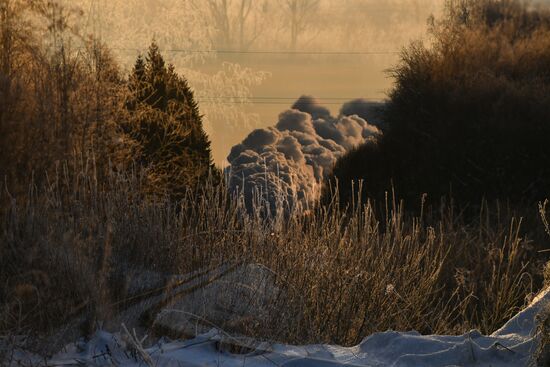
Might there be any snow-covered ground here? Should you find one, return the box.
[7,287,549,367]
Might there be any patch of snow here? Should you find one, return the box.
[6,285,549,367]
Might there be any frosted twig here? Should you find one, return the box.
[539,200,550,238]
[121,323,154,367]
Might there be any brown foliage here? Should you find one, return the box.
[0,0,123,196]
[327,0,550,208]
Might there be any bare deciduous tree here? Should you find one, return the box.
[198,0,268,50]
[281,0,320,51]
[0,0,30,131]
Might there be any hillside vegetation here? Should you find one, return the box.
[325,0,550,208]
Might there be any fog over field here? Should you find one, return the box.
[61,0,442,164]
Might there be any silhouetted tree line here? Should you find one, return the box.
[325,0,550,211]
[0,0,217,202]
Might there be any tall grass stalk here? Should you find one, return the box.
[0,160,541,349]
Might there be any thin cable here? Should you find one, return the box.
[109,47,400,56]
[197,96,384,100]
[198,101,381,105]
[196,97,387,105]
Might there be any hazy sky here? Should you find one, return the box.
[74,0,443,164]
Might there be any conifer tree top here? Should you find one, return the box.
[125,41,217,185]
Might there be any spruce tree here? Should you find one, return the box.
[123,42,217,200]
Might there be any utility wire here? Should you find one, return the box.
[109,47,400,56]
[198,101,383,105]
[197,96,383,100]
[196,97,386,104]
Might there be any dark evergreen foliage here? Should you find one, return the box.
[123,42,218,200]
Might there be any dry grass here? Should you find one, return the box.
[0,162,543,351]
[530,203,550,367]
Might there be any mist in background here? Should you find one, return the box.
[64,0,443,164]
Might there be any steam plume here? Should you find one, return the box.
[227,96,382,213]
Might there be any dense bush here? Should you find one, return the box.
[325,0,550,209]
[0,1,123,194]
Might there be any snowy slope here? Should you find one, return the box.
[8,287,549,367]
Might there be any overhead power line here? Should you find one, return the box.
[200,101,369,105]
[195,96,386,105]
[198,96,384,100]
[109,47,400,56]
[197,96,383,107]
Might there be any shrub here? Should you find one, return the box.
[325,0,550,209]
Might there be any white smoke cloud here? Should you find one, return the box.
[227,96,382,213]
